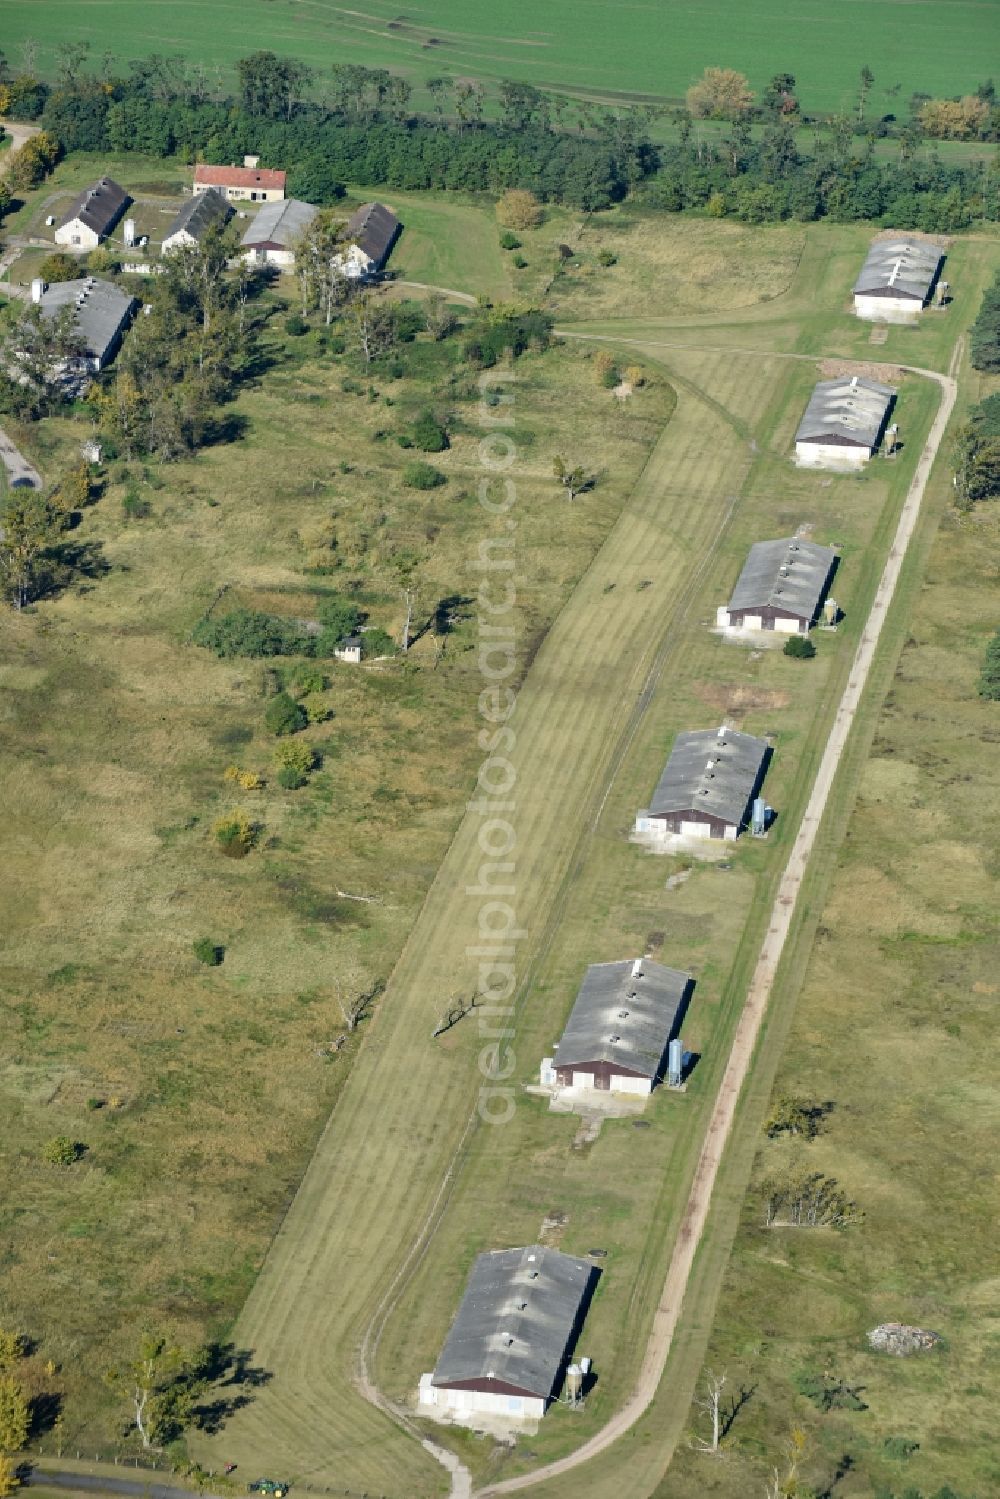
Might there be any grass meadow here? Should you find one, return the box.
[0,259,672,1450]
[2,151,997,1497]
[0,0,996,114]
[652,362,1000,1499]
[185,221,980,1494]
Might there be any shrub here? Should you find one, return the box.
[412,411,449,452]
[122,487,151,521]
[38,252,78,283]
[624,364,647,388]
[303,694,333,723]
[277,764,307,790]
[213,810,257,858]
[192,937,223,966]
[285,313,309,336]
[784,634,816,658]
[403,460,446,490]
[596,248,617,267]
[883,1435,919,1461]
[0,1333,26,1369]
[496,188,543,230]
[224,765,264,791]
[290,665,328,696]
[556,243,574,260]
[511,253,528,269]
[600,366,619,388]
[499,230,521,250]
[979,628,1000,699]
[42,1136,84,1167]
[193,609,312,659]
[86,1096,104,1110]
[264,692,307,736]
[396,433,413,448]
[361,626,396,659]
[274,740,317,776]
[594,350,617,385]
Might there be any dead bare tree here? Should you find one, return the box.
[432,994,477,1038]
[763,1172,861,1230]
[334,974,383,1033]
[693,1370,726,1452]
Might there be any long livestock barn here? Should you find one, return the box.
[853,237,943,321]
[636,724,771,842]
[541,957,692,1096]
[794,375,896,470]
[418,1245,598,1421]
[717,537,838,635]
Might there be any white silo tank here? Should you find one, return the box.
[667,1038,683,1087]
[31,278,45,303]
[123,218,137,248]
[565,1364,583,1402]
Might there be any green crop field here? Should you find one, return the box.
[1,0,997,114]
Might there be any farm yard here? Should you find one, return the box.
[0,94,998,1499]
[0,0,996,116]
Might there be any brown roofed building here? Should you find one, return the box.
[193,158,286,203]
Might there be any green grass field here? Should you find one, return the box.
[651,370,1000,1498]
[0,247,674,1451]
[186,222,991,1496]
[1,0,997,114]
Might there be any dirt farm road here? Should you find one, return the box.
[475,347,959,1497]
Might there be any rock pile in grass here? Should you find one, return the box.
[868,1323,940,1356]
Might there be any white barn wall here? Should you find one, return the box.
[795,440,870,470]
[854,294,922,322]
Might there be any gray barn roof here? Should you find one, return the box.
[649,725,769,828]
[431,1245,596,1399]
[728,537,837,623]
[795,376,895,449]
[344,201,400,267]
[39,277,137,363]
[58,177,129,238]
[163,187,232,245]
[853,238,943,302]
[554,958,691,1077]
[241,198,316,251]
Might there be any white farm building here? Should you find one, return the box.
[54,177,130,250]
[853,238,943,321]
[162,187,232,254]
[332,201,401,280]
[418,1245,598,1422]
[794,375,896,470]
[717,537,838,636]
[240,198,317,269]
[540,957,692,1097]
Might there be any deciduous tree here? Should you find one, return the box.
[0,1377,29,1452]
[686,67,754,120]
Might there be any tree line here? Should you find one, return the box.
[2,46,997,226]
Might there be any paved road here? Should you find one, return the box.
[476,346,959,1496]
[0,424,43,488]
[0,117,40,170]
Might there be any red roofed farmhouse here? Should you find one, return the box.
[193,156,285,203]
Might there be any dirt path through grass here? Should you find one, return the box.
[477,347,959,1497]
